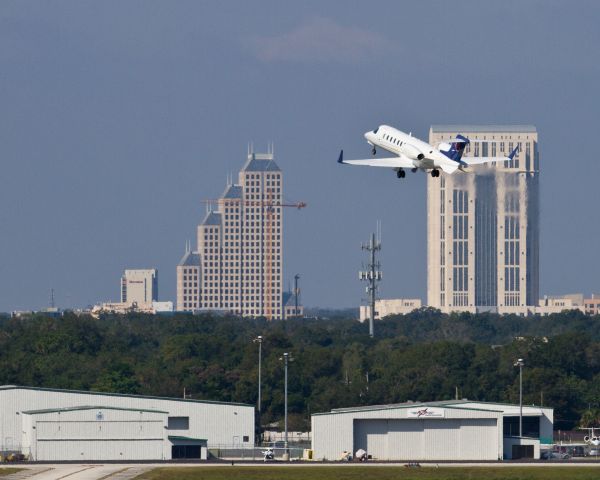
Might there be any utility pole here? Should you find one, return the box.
[253,336,263,412]
[279,352,293,460]
[294,274,300,317]
[514,358,525,437]
[253,335,264,446]
[360,229,382,338]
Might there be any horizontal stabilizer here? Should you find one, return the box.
[463,156,509,165]
[462,145,519,166]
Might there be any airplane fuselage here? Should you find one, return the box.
[338,123,517,179]
[364,125,454,172]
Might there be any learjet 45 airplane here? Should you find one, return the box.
[338,125,519,178]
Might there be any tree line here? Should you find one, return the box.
[0,308,599,431]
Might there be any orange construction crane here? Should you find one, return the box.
[200,197,306,320]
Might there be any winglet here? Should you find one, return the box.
[508,145,519,160]
[337,150,344,164]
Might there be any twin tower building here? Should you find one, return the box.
[176,152,285,319]
[177,124,539,319]
[427,125,539,314]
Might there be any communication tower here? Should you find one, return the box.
[359,224,382,337]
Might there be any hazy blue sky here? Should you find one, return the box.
[1,1,599,311]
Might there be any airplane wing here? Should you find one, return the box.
[337,150,414,168]
[462,146,519,166]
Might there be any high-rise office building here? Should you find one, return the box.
[427,125,539,315]
[177,151,283,319]
[120,269,158,307]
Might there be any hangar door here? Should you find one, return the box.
[353,418,497,461]
[37,438,163,461]
[34,419,165,461]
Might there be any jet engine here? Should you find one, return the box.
[403,144,425,161]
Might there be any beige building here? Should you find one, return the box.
[584,294,600,315]
[182,151,283,319]
[176,246,201,311]
[427,125,539,315]
[536,294,584,316]
[120,269,158,307]
[359,298,422,321]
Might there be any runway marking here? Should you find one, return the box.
[95,468,129,480]
[55,465,97,480]
[102,467,151,479]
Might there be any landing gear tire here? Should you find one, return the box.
[431,169,440,177]
[411,168,418,173]
[397,169,405,179]
[371,147,376,156]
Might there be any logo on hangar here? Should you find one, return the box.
[407,407,445,418]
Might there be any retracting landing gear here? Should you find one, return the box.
[371,147,376,156]
[397,169,406,178]
[431,169,440,177]
[411,168,418,173]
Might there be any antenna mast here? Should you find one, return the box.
[294,274,300,317]
[359,228,382,338]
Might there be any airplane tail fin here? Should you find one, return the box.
[440,134,469,162]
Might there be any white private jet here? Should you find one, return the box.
[338,125,519,178]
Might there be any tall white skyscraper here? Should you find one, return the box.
[178,151,283,319]
[427,125,539,314]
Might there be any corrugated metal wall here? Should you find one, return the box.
[353,418,497,461]
[25,408,167,461]
[312,407,501,460]
[37,440,163,461]
[0,387,254,458]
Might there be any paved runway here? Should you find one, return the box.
[3,461,600,480]
[0,465,151,480]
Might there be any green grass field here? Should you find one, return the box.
[136,466,600,480]
[0,468,22,477]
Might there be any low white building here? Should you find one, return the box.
[312,400,553,461]
[0,385,254,461]
[359,299,422,321]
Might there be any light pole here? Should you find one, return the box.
[279,352,293,460]
[514,358,525,437]
[253,336,263,412]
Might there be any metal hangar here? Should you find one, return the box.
[312,400,553,461]
[0,385,254,461]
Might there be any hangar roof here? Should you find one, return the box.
[317,399,550,416]
[0,385,252,408]
[23,405,168,415]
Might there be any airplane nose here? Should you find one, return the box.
[364,131,372,140]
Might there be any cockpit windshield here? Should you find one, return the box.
[373,127,379,134]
